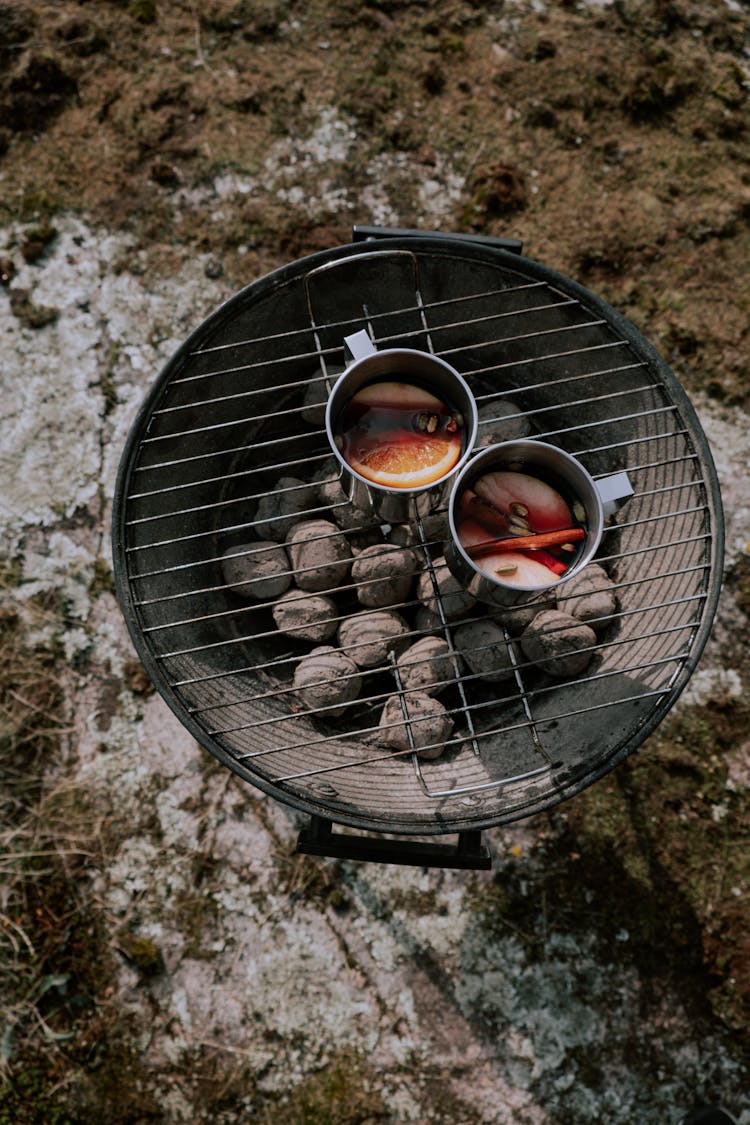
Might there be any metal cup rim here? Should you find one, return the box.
[447,439,604,594]
[324,348,479,498]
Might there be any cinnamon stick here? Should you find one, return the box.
[466,526,585,559]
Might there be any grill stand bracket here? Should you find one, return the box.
[296,815,492,870]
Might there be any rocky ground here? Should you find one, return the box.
[1,1,749,1122]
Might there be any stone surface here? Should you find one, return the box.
[2,214,749,1123]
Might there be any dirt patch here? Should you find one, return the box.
[1,0,748,405]
[2,1,750,1120]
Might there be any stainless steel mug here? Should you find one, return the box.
[325,330,478,524]
[445,439,633,608]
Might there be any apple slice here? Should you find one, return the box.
[456,518,497,553]
[351,381,446,413]
[474,548,562,588]
[474,470,573,533]
[457,488,509,535]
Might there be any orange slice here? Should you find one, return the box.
[347,429,462,488]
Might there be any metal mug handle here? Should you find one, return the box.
[344,330,377,364]
[596,471,634,517]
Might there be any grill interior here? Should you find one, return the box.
[113,236,723,836]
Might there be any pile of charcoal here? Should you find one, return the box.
[220,397,618,761]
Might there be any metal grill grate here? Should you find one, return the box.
[113,235,723,838]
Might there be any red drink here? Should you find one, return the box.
[455,466,587,587]
[335,379,464,489]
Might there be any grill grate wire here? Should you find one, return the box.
[116,241,721,833]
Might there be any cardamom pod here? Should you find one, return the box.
[416,411,439,434]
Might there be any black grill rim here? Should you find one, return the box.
[111,233,725,836]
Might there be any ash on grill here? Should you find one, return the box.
[220,403,618,764]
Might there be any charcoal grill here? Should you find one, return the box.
[112,228,724,869]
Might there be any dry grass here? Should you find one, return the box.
[0,563,67,826]
[0,556,368,1121]
[254,1048,389,1125]
[0,559,118,1118]
[0,782,109,1054]
[0,558,179,1123]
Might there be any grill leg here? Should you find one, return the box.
[295,816,492,870]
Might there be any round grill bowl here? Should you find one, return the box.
[112,235,723,839]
